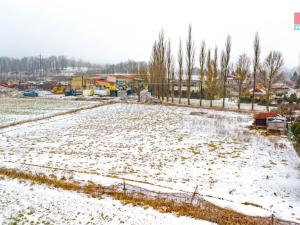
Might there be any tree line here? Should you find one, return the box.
[0,56,147,75]
[0,56,99,74]
[148,25,285,111]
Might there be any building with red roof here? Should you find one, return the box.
[254,112,279,127]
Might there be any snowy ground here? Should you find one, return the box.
[0,103,299,222]
[0,176,215,225]
[0,97,98,127]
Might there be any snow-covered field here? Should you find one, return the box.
[0,97,98,127]
[0,103,299,222]
[0,176,215,225]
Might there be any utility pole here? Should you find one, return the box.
[39,53,42,77]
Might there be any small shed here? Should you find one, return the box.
[254,112,278,127]
[267,116,287,131]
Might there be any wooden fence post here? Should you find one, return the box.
[191,185,198,204]
[123,179,126,194]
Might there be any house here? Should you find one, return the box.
[107,74,138,88]
[70,76,94,90]
[248,85,267,97]
[70,74,141,91]
[271,83,290,95]
[254,112,279,127]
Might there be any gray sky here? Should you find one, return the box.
[0,0,299,68]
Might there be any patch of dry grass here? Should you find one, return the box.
[0,167,280,225]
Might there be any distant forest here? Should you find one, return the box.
[0,56,147,75]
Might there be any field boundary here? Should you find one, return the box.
[0,100,117,130]
[0,168,298,225]
[119,99,256,115]
[161,101,256,114]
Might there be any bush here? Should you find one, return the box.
[289,93,298,103]
[291,120,300,142]
[277,98,283,104]
[240,96,251,103]
[277,102,296,117]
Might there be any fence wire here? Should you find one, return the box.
[99,182,299,225]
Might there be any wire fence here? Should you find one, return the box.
[100,181,299,225]
[1,164,298,225]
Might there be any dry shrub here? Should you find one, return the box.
[0,167,292,225]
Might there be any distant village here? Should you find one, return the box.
[1,57,300,135]
[1,64,299,102]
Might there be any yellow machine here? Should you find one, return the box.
[97,85,116,91]
[51,86,65,94]
[108,85,117,91]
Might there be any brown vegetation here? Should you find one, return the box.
[0,168,297,225]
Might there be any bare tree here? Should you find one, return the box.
[149,30,167,99]
[171,58,175,103]
[185,24,195,105]
[166,39,172,101]
[158,30,167,100]
[233,54,250,110]
[221,35,231,108]
[178,38,183,104]
[149,42,158,97]
[251,32,261,111]
[212,47,219,107]
[199,41,206,106]
[135,65,148,102]
[205,48,219,107]
[260,51,284,111]
[220,50,226,96]
[0,56,99,75]
[134,78,143,102]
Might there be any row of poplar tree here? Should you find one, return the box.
[148,25,284,111]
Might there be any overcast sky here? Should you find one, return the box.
[0,0,299,68]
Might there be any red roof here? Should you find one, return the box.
[255,112,278,120]
[0,84,16,88]
[295,12,300,24]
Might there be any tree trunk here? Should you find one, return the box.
[200,81,203,106]
[251,68,256,111]
[166,76,169,102]
[266,87,270,112]
[179,75,182,104]
[171,73,174,103]
[187,83,191,105]
[238,84,241,110]
[161,78,164,101]
[179,90,181,103]
[222,81,226,108]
